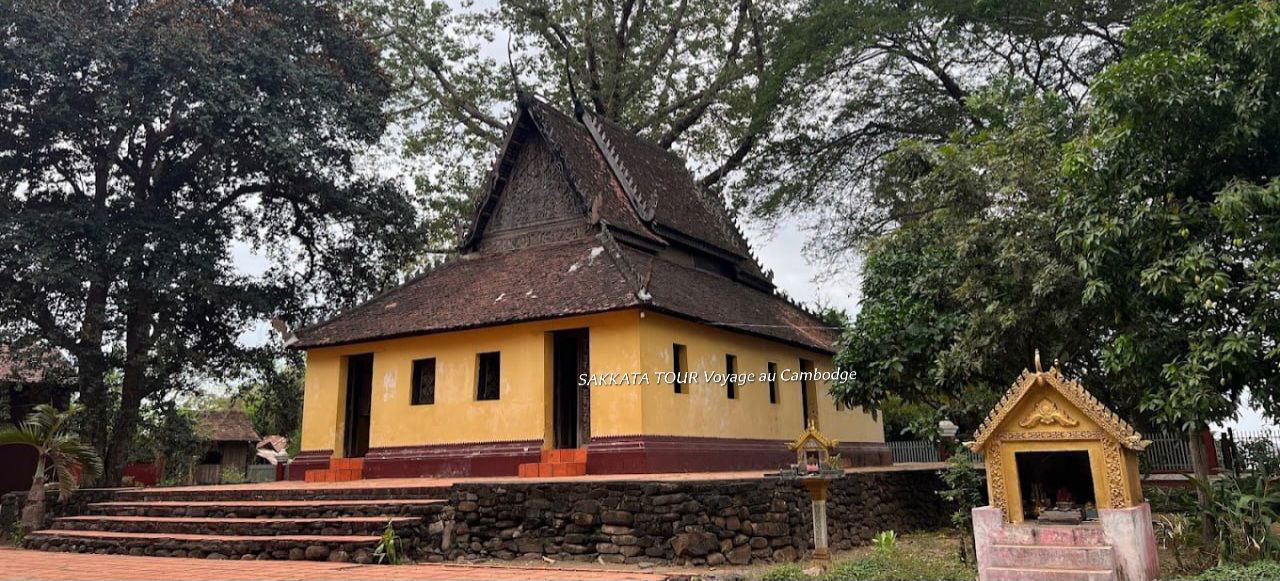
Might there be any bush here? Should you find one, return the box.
[761,564,809,581]
[218,467,247,485]
[1190,560,1280,580]
[1189,472,1280,563]
[1145,485,1198,514]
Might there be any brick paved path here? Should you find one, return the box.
[0,548,681,580]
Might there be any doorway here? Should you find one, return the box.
[1015,450,1096,520]
[552,329,589,449]
[343,353,374,458]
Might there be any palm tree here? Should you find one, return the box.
[0,404,102,531]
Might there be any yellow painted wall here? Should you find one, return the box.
[299,308,885,457]
[300,310,642,455]
[635,311,883,443]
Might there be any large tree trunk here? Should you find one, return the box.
[101,302,153,486]
[76,278,111,466]
[20,458,47,532]
[1188,426,1215,545]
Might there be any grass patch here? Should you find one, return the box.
[823,551,973,580]
[1187,560,1280,580]
[757,537,975,581]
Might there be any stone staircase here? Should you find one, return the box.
[982,523,1119,581]
[24,483,449,562]
[518,448,587,477]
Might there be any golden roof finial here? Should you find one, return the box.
[1034,349,1043,373]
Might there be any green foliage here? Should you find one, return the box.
[1146,485,1199,514]
[1154,512,1215,574]
[832,90,1100,430]
[871,530,897,553]
[1189,472,1280,564]
[239,351,304,444]
[1190,560,1280,581]
[0,404,103,502]
[7,521,25,545]
[747,0,1133,245]
[131,401,202,485]
[0,404,103,530]
[1236,436,1280,477]
[218,466,247,485]
[760,564,809,581]
[0,0,425,485]
[822,550,973,581]
[1057,0,1280,432]
[352,0,782,241]
[373,519,404,565]
[834,0,1280,446]
[938,454,985,563]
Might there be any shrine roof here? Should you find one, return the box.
[967,367,1148,452]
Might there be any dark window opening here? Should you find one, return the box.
[726,354,737,399]
[673,344,687,394]
[767,362,778,404]
[477,352,501,400]
[199,450,223,465]
[800,358,815,428]
[1016,451,1096,521]
[411,358,436,405]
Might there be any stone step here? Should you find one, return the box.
[984,566,1118,581]
[24,529,387,562]
[992,524,1108,547]
[89,498,447,519]
[111,485,448,502]
[541,448,587,464]
[51,515,422,537]
[988,544,1116,571]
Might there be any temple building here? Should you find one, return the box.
[289,96,887,479]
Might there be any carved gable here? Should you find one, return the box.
[479,132,586,251]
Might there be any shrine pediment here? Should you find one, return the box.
[967,366,1148,452]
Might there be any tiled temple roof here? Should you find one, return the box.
[293,98,836,354]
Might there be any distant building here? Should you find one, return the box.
[192,409,261,485]
[0,344,74,494]
[289,97,888,479]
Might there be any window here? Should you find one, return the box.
[800,358,816,428]
[673,344,688,394]
[411,358,436,405]
[725,354,737,399]
[767,362,778,404]
[476,352,501,400]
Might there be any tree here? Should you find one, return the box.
[0,404,102,531]
[1057,0,1280,503]
[0,0,425,484]
[351,0,782,237]
[240,350,304,447]
[832,90,1107,432]
[744,0,1137,259]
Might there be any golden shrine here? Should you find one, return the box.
[789,419,841,472]
[966,356,1149,523]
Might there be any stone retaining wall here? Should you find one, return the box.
[436,468,948,566]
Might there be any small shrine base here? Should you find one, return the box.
[973,504,1159,581]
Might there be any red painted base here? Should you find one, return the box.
[287,436,892,480]
[586,435,892,474]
